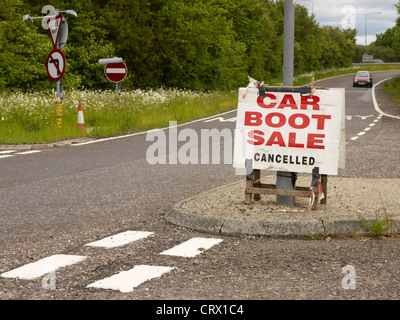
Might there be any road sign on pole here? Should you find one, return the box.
[47,14,63,49]
[105,62,127,83]
[46,49,65,82]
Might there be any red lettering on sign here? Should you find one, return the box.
[288,132,304,148]
[257,93,277,109]
[301,95,320,110]
[244,111,262,126]
[247,130,265,145]
[312,114,331,130]
[307,134,325,149]
[266,132,286,147]
[288,113,310,129]
[265,113,286,128]
[278,94,298,109]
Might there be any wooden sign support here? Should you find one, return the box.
[245,169,327,210]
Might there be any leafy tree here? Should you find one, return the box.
[0,0,52,90]
[0,0,359,91]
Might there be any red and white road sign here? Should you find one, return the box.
[47,14,63,49]
[233,87,345,175]
[105,62,127,83]
[46,49,65,82]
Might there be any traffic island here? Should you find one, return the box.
[165,175,400,238]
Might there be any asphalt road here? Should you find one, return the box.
[1,70,400,304]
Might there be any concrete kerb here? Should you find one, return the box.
[0,137,95,151]
[164,192,374,239]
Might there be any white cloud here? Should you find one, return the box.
[298,0,399,45]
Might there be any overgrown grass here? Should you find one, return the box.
[1,63,400,145]
[384,76,400,112]
[0,88,237,144]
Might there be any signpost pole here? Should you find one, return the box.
[23,5,76,129]
[55,9,63,128]
[277,0,296,205]
[116,82,121,101]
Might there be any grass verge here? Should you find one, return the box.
[0,89,237,144]
[383,76,400,113]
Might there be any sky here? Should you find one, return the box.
[297,0,399,45]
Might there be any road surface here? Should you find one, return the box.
[1,70,400,304]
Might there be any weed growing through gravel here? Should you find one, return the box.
[357,195,399,237]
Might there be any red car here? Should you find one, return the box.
[353,71,373,87]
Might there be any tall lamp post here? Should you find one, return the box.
[355,12,381,54]
[277,0,296,205]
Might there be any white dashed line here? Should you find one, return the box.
[0,149,43,159]
[160,237,223,258]
[15,150,42,155]
[2,231,223,293]
[87,265,175,293]
[349,114,382,142]
[1,254,87,280]
[85,231,154,249]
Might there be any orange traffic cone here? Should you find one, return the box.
[77,103,85,131]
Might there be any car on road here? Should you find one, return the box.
[353,71,373,88]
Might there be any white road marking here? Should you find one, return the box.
[160,237,223,258]
[204,116,237,123]
[15,150,42,155]
[1,254,87,280]
[72,109,237,146]
[354,115,374,120]
[0,150,16,159]
[87,265,175,293]
[372,78,400,120]
[349,114,382,142]
[85,231,154,249]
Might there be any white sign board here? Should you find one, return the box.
[233,87,345,175]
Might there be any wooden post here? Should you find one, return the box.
[253,169,261,201]
[243,171,328,210]
[321,175,327,205]
[312,182,319,210]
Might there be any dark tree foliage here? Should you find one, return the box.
[0,0,359,91]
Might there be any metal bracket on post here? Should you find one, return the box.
[258,85,313,98]
[116,82,121,101]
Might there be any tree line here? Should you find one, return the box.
[1,0,359,92]
[367,1,400,62]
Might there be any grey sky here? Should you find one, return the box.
[297,0,398,45]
